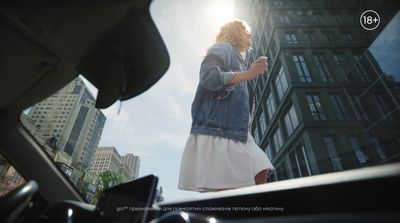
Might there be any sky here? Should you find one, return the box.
[83,0,237,202]
[369,11,400,81]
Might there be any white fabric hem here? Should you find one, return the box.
[178,133,274,192]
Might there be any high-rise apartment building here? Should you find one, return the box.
[89,147,122,175]
[27,77,106,171]
[121,153,141,180]
[132,155,140,179]
[0,154,25,196]
[235,0,400,181]
[89,147,140,182]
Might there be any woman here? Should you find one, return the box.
[179,20,274,192]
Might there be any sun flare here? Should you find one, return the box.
[207,1,234,29]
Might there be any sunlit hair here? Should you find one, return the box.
[215,19,252,54]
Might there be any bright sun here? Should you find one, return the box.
[207,1,234,29]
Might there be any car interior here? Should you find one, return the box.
[0,0,399,223]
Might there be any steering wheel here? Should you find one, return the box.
[0,180,38,223]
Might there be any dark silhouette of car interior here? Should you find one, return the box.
[0,0,399,223]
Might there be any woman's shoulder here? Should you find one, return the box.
[208,43,244,63]
[209,42,235,51]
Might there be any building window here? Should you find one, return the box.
[275,66,289,100]
[273,128,284,153]
[0,162,6,175]
[269,40,277,58]
[275,158,289,180]
[371,137,387,161]
[293,54,312,82]
[284,105,299,136]
[333,53,349,82]
[265,144,273,161]
[9,170,20,183]
[253,126,260,145]
[296,10,307,23]
[285,32,298,44]
[372,94,393,120]
[288,144,311,178]
[256,82,263,99]
[341,31,354,43]
[323,136,343,171]
[306,94,327,120]
[313,53,334,82]
[329,94,349,120]
[279,15,290,23]
[259,112,267,135]
[273,0,284,6]
[351,95,369,120]
[304,31,317,43]
[330,10,342,22]
[349,137,369,165]
[313,11,324,23]
[64,106,89,156]
[353,54,371,82]
[265,93,276,121]
[321,30,334,43]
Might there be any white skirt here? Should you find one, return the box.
[178,133,274,192]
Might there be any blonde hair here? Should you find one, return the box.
[215,19,252,54]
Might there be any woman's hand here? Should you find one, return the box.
[228,57,269,85]
[248,57,268,79]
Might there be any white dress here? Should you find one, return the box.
[178,132,274,192]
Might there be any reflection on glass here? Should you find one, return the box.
[369,11,400,82]
[313,53,334,82]
[275,66,289,100]
[306,94,326,120]
[371,137,387,161]
[289,144,311,178]
[323,137,342,171]
[349,137,369,166]
[284,105,299,136]
[273,128,284,153]
[293,54,312,83]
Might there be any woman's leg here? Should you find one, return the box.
[255,169,269,185]
[217,169,270,191]
[219,170,270,189]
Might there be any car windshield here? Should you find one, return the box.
[20,0,400,204]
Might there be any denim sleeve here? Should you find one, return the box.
[199,45,235,91]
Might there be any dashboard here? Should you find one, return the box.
[38,164,400,223]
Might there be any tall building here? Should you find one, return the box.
[132,155,141,179]
[89,146,122,196]
[27,77,106,171]
[121,153,141,180]
[235,0,400,181]
[154,186,164,203]
[89,147,140,182]
[89,147,122,175]
[0,153,25,196]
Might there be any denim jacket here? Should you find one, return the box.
[190,42,251,142]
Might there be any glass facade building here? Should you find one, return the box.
[236,0,400,181]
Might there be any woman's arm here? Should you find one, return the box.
[199,44,233,91]
[199,43,268,90]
